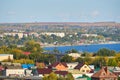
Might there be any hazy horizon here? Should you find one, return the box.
[0,0,120,23]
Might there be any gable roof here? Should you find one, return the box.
[92,67,117,78]
[35,62,46,68]
[23,52,31,55]
[37,68,52,74]
[49,62,68,68]
[74,63,85,69]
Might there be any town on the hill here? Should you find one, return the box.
[0,22,120,80]
[0,22,120,47]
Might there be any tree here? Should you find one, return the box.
[42,72,58,80]
[115,53,120,62]
[96,48,116,56]
[65,49,78,53]
[84,57,93,65]
[42,75,49,80]
[60,55,73,62]
[48,72,58,80]
[58,76,66,80]
[0,46,9,54]
[76,57,84,63]
[7,44,17,49]
[93,57,107,68]
[81,51,93,57]
[10,48,23,59]
[29,53,40,62]
[13,59,34,64]
[24,40,43,53]
[66,73,74,80]
[108,58,117,67]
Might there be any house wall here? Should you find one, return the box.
[6,69,25,76]
[0,54,13,61]
[92,76,117,80]
[68,53,81,59]
[67,62,78,69]
[41,32,65,37]
[55,63,67,71]
[79,64,91,73]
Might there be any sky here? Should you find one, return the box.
[0,0,120,23]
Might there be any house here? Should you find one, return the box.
[67,62,78,70]
[91,67,117,80]
[35,62,46,68]
[5,69,25,77]
[0,65,4,71]
[68,53,81,59]
[48,62,68,71]
[12,63,21,66]
[112,67,120,77]
[1,62,12,66]
[25,69,33,76]
[3,64,22,69]
[37,68,52,77]
[0,54,13,61]
[41,32,65,37]
[74,63,92,73]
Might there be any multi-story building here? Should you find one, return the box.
[41,32,65,37]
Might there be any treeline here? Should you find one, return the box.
[0,40,56,64]
[0,40,120,68]
[61,48,119,68]
[43,72,74,80]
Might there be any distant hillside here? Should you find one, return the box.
[0,22,120,31]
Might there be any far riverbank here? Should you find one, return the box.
[42,41,120,48]
[44,42,120,53]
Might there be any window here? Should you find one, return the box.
[82,70,85,72]
[84,66,87,68]
[103,73,105,75]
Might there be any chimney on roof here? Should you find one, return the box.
[104,66,108,73]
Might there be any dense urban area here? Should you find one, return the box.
[0,22,120,47]
[0,22,120,80]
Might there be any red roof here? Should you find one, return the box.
[23,52,31,55]
[92,67,117,78]
[37,68,52,74]
[74,63,84,69]
[0,66,4,71]
[54,71,68,76]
